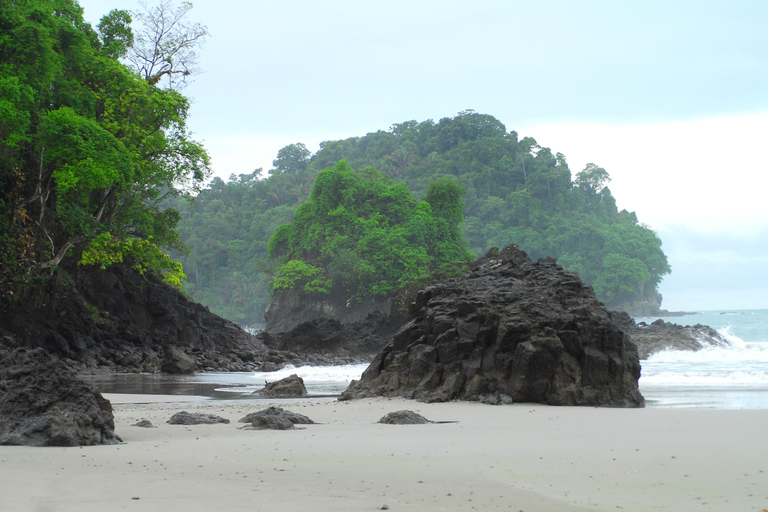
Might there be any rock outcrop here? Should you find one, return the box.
[610,311,731,359]
[265,288,393,333]
[0,347,120,446]
[0,264,267,373]
[340,246,645,407]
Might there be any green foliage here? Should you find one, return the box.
[0,0,209,302]
[80,233,187,288]
[168,114,670,324]
[268,161,472,300]
[272,260,330,294]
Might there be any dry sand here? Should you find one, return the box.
[2,395,767,511]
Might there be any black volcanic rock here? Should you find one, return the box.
[239,406,314,430]
[0,264,266,373]
[378,410,431,424]
[340,246,645,407]
[610,311,731,359]
[0,348,120,446]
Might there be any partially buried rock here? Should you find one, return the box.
[378,410,431,425]
[340,245,645,407]
[239,406,314,430]
[167,411,230,425]
[252,373,308,398]
[0,347,120,446]
[132,420,154,428]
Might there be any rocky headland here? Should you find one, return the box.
[609,311,731,359]
[340,246,645,407]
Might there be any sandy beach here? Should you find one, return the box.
[2,395,766,512]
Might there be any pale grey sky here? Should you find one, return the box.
[79,0,768,311]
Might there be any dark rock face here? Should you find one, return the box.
[340,246,645,407]
[167,411,230,425]
[252,374,308,398]
[0,347,120,446]
[610,311,731,359]
[258,314,397,360]
[132,420,154,428]
[265,288,392,333]
[378,410,430,425]
[0,264,266,373]
[239,406,314,430]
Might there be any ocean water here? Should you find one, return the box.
[85,309,768,409]
[636,309,768,409]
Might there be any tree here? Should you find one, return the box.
[271,143,311,175]
[127,1,209,90]
[0,0,210,297]
[575,163,611,195]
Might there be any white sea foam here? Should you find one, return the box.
[640,328,768,391]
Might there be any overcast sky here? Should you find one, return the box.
[79,0,768,312]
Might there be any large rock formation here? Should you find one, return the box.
[0,264,267,373]
[340,246,645,407]
[0,347,120,446]
[610,311,731,359]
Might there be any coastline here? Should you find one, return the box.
[3,396,766,511]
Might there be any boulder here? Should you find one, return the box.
[252,374,308,398]
[0,347,120,446]
[161,347,196,374]
[378,410,431,424]
[239,406,314,430]
[167,411,230,425]
[610,311,731,359]
[340,245,645,407]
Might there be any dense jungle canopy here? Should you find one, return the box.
[168,111,670,326]
[0,0,209,305]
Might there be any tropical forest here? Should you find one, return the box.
[166,111,670,326]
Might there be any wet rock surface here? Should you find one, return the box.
[0,347,120,446]
[610,311,732,359]
[167,411,230,425]
[340,246,645,407]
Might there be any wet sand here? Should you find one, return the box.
[2,395,767,511]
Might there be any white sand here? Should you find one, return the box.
[2,396,767,511]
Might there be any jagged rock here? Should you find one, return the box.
[167,411,230,425]
[0,347,120,446]
[378,410,430,424]
[340,245,645,407]
[132,420,154,428]
[239,406,314,430]
[162,347,196,374]
[252,374,308,397]
[610,311,731,359]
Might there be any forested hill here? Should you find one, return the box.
[168,111,670,326]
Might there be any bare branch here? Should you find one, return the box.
[127,1,209,90]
